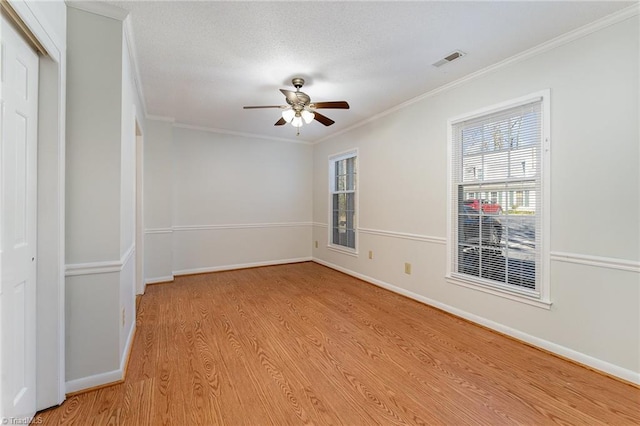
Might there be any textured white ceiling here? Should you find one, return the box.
[107,1,633,142]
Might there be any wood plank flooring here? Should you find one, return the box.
[38,262,640,425]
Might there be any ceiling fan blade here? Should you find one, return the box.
[280,89,300,104]
[313,112,335,126]
[243,105,283,109]
[274,117,286,126]
[313,101,350,109]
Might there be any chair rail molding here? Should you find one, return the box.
[550,251,640,273]
[65,244,135,277]
[172,222,313,232]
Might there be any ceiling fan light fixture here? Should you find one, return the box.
[301,109,315,124]
[282,108,295,123]
[291,115,303,128]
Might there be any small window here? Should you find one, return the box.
[448,91,550,306]
[329,150,357,251]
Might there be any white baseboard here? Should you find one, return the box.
[121,320,136,373]
[312,258,640,385]
[65,319,137,394]
[145,275,175,285]
[173,257,313,276]
[65,368,122,395]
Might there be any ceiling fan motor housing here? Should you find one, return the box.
[291,77,305,89]
[287,93,310,109]
[286,78,311,110]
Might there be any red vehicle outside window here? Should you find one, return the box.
[463,199,503,214]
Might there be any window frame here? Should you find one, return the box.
[328,149,359,255]
[446,91,551,309]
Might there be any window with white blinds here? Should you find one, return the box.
[329,151,357,251]
[449,93,549,302]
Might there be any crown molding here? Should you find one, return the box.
[313,3,640,145]
[65,1,129,21]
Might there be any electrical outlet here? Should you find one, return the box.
[122,308,125,327]
[315,240,318,248]
[404,262,412,275]
[368,250,373,259]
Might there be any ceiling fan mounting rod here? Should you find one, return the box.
[291,77,305,90]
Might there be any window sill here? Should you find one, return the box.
[446,274,552,310]
[327,245,359,258]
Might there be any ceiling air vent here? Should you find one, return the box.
[432,50,466,67]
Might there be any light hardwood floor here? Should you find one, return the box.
[38,262,639,425]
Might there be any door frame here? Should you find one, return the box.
[6,0,66,409]
[135,119,145,295]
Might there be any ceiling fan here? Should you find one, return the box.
[243,78,349,132]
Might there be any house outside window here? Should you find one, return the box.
[329,150,357,252]
[448,91,550,307]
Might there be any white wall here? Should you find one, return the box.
[143,125,313,281]
[65,5,143,390]
[144,120,173,283]
[66,7,122,264]
[312,16,639,381]
[65,7,122,384]
[171,127,313,274]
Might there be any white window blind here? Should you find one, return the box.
[451,99,544,297]
[330,152,357,250]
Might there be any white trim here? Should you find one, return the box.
[121,245,135,268]
[313,4,639,145]
[172,222,312,232]
[448,94,544,126]
[446,90,551,305]
[145,275,175,285]
[359,227,446,245]
[540,90,552,303]
[65,260,120,276]
[65,368,123,395]
[173,122,307,145]
[446,276,551,310]
[145,227,173,234]
[56,55,67,407]
[328,148,359,163]
[328,149,359,253]
[312,258,640,385]
[120,319,135,371]
[65,245,135,277]
[313,222,328,228]
[65,1,129,21]
[551,252,640,273]
[327,246,359,258]
[173,257,312,277]
[7,1,62,63]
